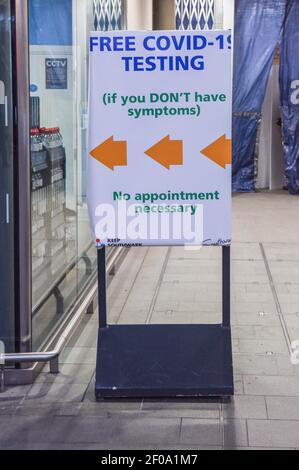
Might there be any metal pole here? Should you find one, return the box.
[98,247,108,329]
[222,246,231,328]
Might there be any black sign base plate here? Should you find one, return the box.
[95,324,234,399]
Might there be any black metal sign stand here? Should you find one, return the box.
[95,246,234,399]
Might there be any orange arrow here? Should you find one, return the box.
[145,136,183,170]
[200,134,232,169]
[90,136,127,171]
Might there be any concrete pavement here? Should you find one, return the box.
[1,191,299,450]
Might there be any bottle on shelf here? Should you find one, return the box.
[30,128,43,152]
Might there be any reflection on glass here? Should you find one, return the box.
[0,0,15,352]
[29,0,124,348]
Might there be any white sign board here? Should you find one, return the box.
[88,30,232,248]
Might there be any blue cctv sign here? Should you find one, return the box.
[46,58,68,90]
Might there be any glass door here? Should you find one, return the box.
[29,0,125,348]
[0,0,15,352]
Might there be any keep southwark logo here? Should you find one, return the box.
[96,239,106,248]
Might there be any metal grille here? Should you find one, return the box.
[93,0,123,31]
[176,0,215,30]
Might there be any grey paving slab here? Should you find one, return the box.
[233,352,286,376]
[233,353,295,376]
[275,356,299,376]
[223,419,248,449]
[117,310,151,324]
[245,283,272,294]
[149,310,194,324]
[116,248,170,324]
[66,321,99,349]
[3,191,299,450]
[157,282,221,303]
[266,396,299,420]
[244,375,299,397]
[279,284,299,294]
[228,447,294,451]
[231,243,263,261]
[0,442,221,450]
[60,347,97,365]
[232,260,269,284]
[232,325,285,340]
[280,302,299,315]
[237,339,288,355]
[223,396,267,420]
[284,314,299,329]
[163,269,221,283]
[80,401,143,416]
[0,403,19,416]
[247,419,299,449]
[263,243,299,261]
[232,192,299,244]
[36,362,95,385]
[44,416,117,445]
[0,416,53,444]
[137,409,218,420]
[268,261,299,285]
[154,299,221,313]
[25,382,87,403]
[0,385,31,404]
[180,419,221,446]
[233,291,275,303]
[276,293,299,305]
[170,246,220,260]
[232,301,277,314]
[15,403,82,417]
[191,312,222,324]
[232,312,281,327]
[285,328,299,343]
[169,242,262,263]
[142,399,220,419]
[234,376,244,396]
[45,416,181,446]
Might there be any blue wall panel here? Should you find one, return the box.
[233,0,286,192]
[280,0,299,195]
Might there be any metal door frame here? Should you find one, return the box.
[12,0,32,354]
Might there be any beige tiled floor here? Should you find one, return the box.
[1,191,299,450]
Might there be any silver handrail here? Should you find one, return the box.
[0,246,127,393]
[0,352,59,393]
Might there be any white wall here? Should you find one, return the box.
[223,0,235,30]
[126,0,153,30]
[257,65,284,190]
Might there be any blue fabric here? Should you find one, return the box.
[232,114,260,192]
[280,0,299,195]
[233,0,286,192]
[29,0,72,46]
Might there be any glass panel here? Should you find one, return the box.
[73,0,97,299]
[29,0,78,347]
[29,0,124,348]
[0,0,15,352]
